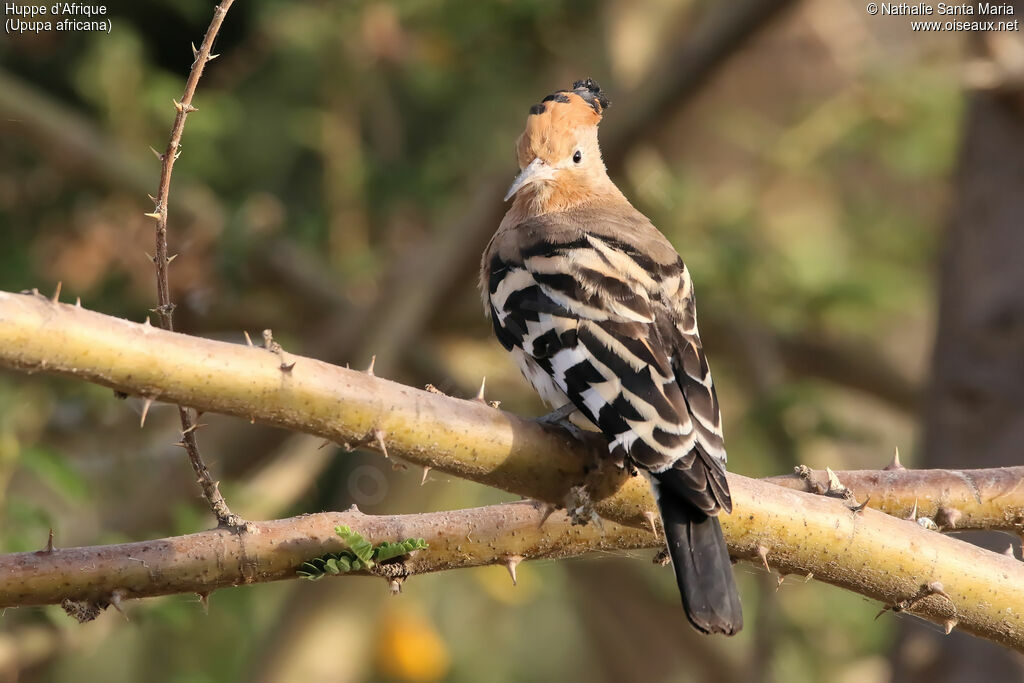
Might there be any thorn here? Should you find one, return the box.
[318,439,333,450]
[366,355,376,376]
[848,495,870,513]
[173,98,184,112]
[75,297,81,307]
[191,41,198,59]
[167,253,178,264]
[147,193,158,205]
[144,211,161,220]
[243,330,253,347]
[173,441,188,449]
[388,577,404,595]
[280,359,296,372]
[756,544,771,572]
[885,447,905,471]
[906,498,920,521]
[1004,543,1016,559]
[262,329,274,351]
[424,384,445,395]
[373,429,389,459]
[149,145,163,160]
[140,397,153,428]
[474,377,487,403]
[144,251,154,263]
[43,528,54,553]
[944,618,958,635]
[536,501,556,528]
[504,555,522,585]
[183,103,198,113]
[181,422,206,435]
[643,510,658,536]
[109,590,128,620]
[197,591,210,614]
[420,466,431,486]
[347,503,360,513]
[804,572,814,583]
[207,52,220,62]
[51,281,62,303]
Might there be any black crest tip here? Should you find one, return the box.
[571,78,611,112]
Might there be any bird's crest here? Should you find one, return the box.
[516,79,611,168]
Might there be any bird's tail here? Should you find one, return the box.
[654,479,743,635]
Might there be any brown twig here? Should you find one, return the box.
[148,1,241,529]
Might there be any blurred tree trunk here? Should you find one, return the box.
[892,31,1024,682]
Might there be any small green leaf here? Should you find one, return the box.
[335,525,375,566]
[374,538,429,562]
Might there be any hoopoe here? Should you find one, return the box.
[480,79,741,635]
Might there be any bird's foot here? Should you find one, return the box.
[535,402,577,426]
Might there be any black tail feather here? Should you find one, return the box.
[655,478,742,635]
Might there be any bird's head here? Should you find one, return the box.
[505,79,612,207]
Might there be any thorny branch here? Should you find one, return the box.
[1,291,1024,651]
[147,1,241,528]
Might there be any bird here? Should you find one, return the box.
[479,79,742,635]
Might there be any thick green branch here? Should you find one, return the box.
[1,290,1024,650]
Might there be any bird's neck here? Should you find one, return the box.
[511,173,626,220]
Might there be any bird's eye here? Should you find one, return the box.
[573,150,582,164]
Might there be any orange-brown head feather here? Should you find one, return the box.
[506,79,620,214]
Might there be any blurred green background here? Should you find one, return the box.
[2,0,1019,681]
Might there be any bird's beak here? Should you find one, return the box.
[504,158,553,201]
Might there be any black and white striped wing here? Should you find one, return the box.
[486,229,731,515]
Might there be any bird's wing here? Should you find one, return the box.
[484,212,730,514]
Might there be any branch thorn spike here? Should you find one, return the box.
[474,377,487,403]
[944,618,958,635]
[109,590,128,620]
[43,528,54,553]
[756,544,771,572]
[536,501,556,528]
[143,316,152,327]
[280,359,296,372]
[365,355,376,376]
[420,466,431,486]
[373,429,389,459]
[505,555,522,585]
[50,281,62,303]
[243,330,253,346]
[148,193,158,205]
[1004,543,1017,559]
[140,397,153,428]
[75,296,81,307]
[191,41,199,59]
[317,439,333,450]
[906,498,919,522]
[643,510,658,536]
[149,145,163,160]
[144,211,161,220]
[885,447,905,471]
[173,98,184,112]
[207,52,220,62]
[167,253,178,264]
